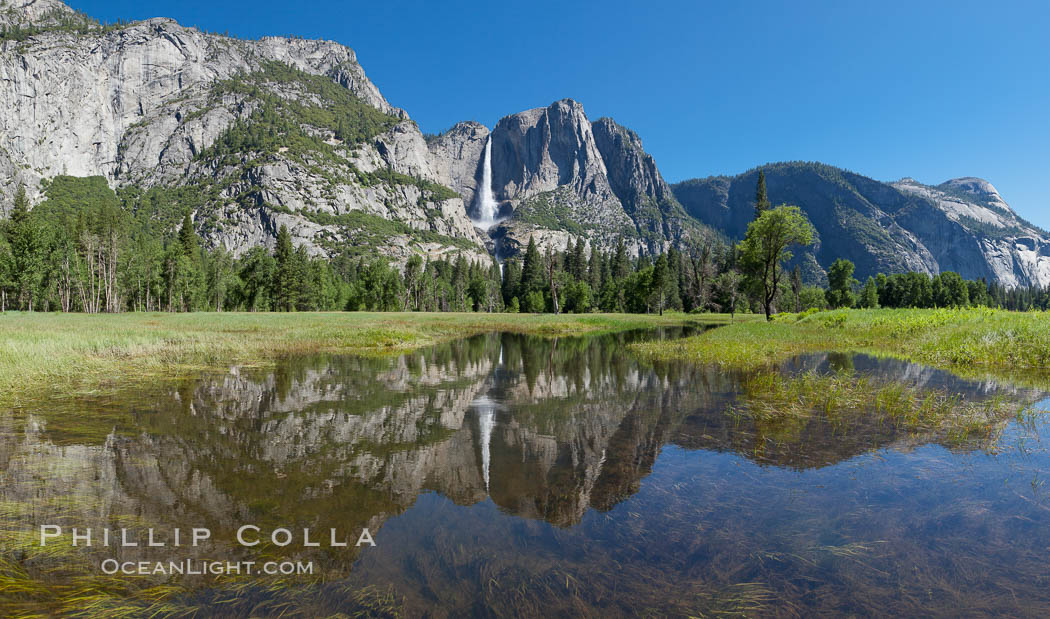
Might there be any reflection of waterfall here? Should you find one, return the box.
[472,137,499,231]
[475,397,496,492]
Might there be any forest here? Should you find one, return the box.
[1,174,1048,316]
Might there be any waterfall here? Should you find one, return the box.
[477,399,495,492]
[473,137,498,230]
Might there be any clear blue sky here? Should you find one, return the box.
[68,0,1050,228]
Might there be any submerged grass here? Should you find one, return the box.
[731,369,1033,446]
[633,307,1050,384]
[0,311,729,407]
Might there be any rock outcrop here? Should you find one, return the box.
[426,120,489,213]
[673,162,1050,287]
[0,1,488,264]
[1,1,1044,285]
[429,100,714,258]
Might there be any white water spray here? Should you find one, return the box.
[473,137,499,231]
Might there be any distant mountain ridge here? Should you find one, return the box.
[0,0,1045,287]
[672,162,1050,287]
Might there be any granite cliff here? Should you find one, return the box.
[0,1,1045,286]
[673,163,1050,287]
[0,0,487,264]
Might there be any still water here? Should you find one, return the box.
[2,328,1050,617]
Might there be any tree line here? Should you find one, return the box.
[1,174,1047,315]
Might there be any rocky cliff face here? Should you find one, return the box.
[2,1,1044,284]
[0,1,698,265]
[890,177,1050,287]
[673,162,1050,287]
[485,99,634,256]
[428,100,713,258]
[426,120,489,213]
[0,0,488,264]
[591,117,694,247]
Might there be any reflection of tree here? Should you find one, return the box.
[2,332,1029,555]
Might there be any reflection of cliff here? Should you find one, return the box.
[0,329,1034,563]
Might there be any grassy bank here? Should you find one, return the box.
[633,307,1050,381]
[0,311,728,406]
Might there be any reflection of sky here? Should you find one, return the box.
[5,331,1050,616]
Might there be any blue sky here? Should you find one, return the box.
[69,0,1050,228]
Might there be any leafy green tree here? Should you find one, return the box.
[402,255,423,311]
[563,280,592,313]
[825,258,858,308]
[799,285,828,310]
[207,249,235,311]
[738,205,815,320]
[935,271,969,307]
[523,290,545,313]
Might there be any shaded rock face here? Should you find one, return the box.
[426,120,489,213]
[483,100,634,256]
[591,117,691,247]
[430,100,711,258]
[673,163,1050,287]
[490,99,614,204]
[0,1,488,265]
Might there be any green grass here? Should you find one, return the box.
[633,307,1050,384]
[0,311,730,407]
[731,369,1030,447]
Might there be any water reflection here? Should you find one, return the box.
[1,329,1049,616]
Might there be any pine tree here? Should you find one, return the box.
[587,246,601,291]
[571,237,586,280]
[612,238,630,280]
[754,170,771,220]
[519,236,544,299]
[8,185,44,310]
[272,224,296,311]
[859,276,879,309]
[652,253,668,315]
[178,212,198,258]
[501,258,521,307]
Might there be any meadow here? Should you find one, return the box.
[633,307,1050,384]
[0,311,728,406]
